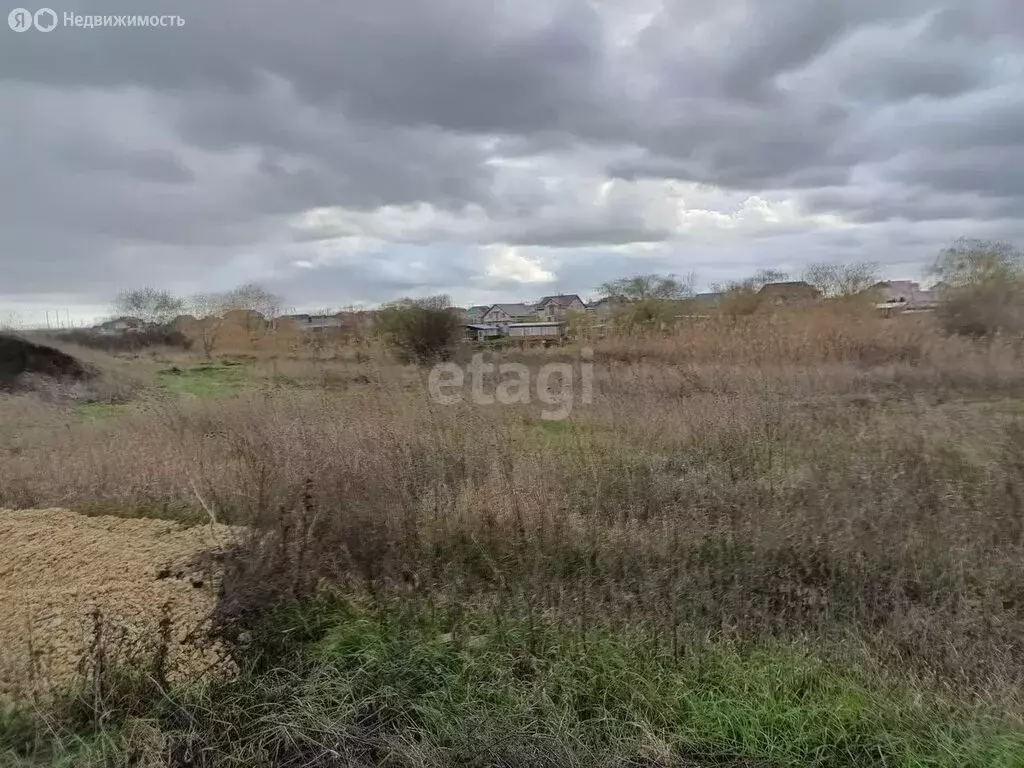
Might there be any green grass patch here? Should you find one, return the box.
[156,363,247,398]
[297,598,1024,767]
[4,596,1022,767]
[70,401,132,422]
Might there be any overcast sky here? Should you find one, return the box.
[2,0,1022,324]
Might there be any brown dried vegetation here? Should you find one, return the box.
[2,306,1024,765]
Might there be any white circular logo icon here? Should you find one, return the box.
[8,7,32,31]
[33,7,56,31]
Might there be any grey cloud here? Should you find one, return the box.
[892,148,1024,200]
[804,186,1020,224]
[1,0,1023,315]
[60,144,195,184]
[0,0,610,134]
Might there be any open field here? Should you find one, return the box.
[2,309,1024,766]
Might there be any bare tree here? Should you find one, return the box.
[187,292,230,357]
[113,287,184,325]
[598,273,694,302]
[749,269,790,289]
[710,269,791,318]
[802,261,880,298]
[223,282,283,319]
[0,312,22,331]
[184,282,286,356]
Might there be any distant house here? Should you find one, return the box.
[535,294,586,322]
[694,291,724,307]
[283,313,344,331]
[587,296,627,317]
[506,322,565,341]
[866,281,939,313]
[481,303,537,325]
[868,281,935,307]
[96,316,145,334]
[467,305,491,323]
[463,323,502,342]
[757,281,823,307]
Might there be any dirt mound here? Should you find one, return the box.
[0,334,93,390]
[0,508,244,697]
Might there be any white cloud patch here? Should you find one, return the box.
[482,245,558,285]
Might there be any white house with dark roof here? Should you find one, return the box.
[869,281,937,308]
[481,303,537,325]
[534,294,586,321]
[467,305,491,323]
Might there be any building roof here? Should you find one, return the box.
[757,281,822,300]
[99,316,144,327]
[871,280,921,291]
[536,294,583,307]
[694,291,724,303]
[505,322,564,327]
[485,303,536,316]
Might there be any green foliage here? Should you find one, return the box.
[6,599,1021,767]
[930,238,1024,289]
[377,294,461,364]
[156,363,246,397]
[563,308,591,337]
[614,297,686,332]
[930,239,1024,337]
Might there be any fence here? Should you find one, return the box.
[0,310,95,332]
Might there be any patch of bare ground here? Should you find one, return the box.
[0,508,243,697]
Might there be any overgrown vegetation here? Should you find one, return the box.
[930,238,1024,338]
[6,599,1023,767]
[3,246,1024,766]
[50,326,192,353]
[376,295,461,364]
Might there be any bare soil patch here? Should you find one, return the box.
[0,508,242,696]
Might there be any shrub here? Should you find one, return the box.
[936,282,1024,339]
[931,238,1024,338]
[50,327,192,353]
[376,295,460,364]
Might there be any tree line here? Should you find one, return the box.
[111,238,1023,360]
[112,282,283,327]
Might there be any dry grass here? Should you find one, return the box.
[2,307,1024,765]
[0,508,241,697]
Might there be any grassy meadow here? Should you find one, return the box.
[3,305,1024,767]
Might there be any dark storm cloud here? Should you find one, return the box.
[172,82,495,214]
[0,0,1022,316]
[0,0,611,132]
